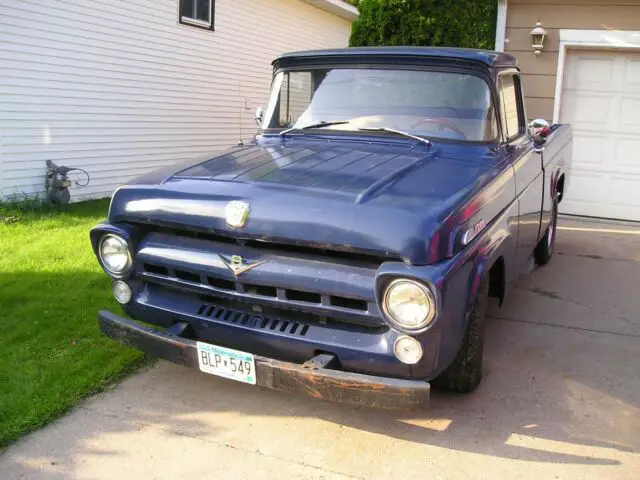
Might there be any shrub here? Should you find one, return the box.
[349,0,497,50]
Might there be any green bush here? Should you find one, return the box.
[349,0,497,50]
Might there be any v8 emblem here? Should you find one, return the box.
[219,254,268,277]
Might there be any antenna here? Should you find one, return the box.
[237,81,244,146]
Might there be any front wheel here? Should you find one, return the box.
[433,278,489,393]
[535,194,559,266]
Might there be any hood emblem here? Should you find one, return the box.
[220,254,267,277]
[225,201,250,228]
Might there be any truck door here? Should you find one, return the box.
[498,72,544,272]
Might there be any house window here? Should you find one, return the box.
[180,0,214,29]
[499,74,524,140]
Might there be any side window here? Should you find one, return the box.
[499,75,523,140]
[180,0,214,29]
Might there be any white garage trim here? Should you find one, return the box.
[495,0,508,52]
[553,29,640,123]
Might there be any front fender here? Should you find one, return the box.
[89,222,148,280]
[375,195,519,380]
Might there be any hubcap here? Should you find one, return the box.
[548,211,555,246]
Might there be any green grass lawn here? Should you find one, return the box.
[0,199,146,447]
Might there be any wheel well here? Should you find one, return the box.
[556,174,566,203]
[488,257,505,305]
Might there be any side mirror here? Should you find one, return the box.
[528,118,551,148]
[255,107,264,126]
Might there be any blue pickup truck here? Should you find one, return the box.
[91,47,572,409]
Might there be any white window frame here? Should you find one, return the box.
[553,29,640,123]
[180,0,213,28]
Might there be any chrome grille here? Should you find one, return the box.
[153,227,400,268]
[140,261,380,325]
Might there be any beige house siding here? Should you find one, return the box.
[504,0,640,120]
[0,0,352,201]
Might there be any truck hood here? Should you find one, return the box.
[108,138,499,264]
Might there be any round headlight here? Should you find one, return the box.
[382,279,436,331]
[99,234,132,275]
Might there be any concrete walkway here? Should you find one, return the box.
[2,217,639,479]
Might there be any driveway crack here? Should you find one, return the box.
[489,315,640,339]
[556,251,639,264]
[519,286,637,328]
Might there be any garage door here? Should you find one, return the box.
[559,50,640,221]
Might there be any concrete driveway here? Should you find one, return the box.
[2,217,639,480]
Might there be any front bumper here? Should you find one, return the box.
[98,310,430,409]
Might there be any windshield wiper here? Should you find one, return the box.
[279,120,351,137]
[358,127,431,146]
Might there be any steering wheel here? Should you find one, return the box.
[410,118,467,140]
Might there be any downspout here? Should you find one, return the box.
[495,0,508,52]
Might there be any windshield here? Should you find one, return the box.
[261,67,498,142]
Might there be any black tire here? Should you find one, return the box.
[433,278,489,393]
[534,194,558,266]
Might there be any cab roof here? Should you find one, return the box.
[273,46,518,69]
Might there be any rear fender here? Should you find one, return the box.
[540,124,573,233]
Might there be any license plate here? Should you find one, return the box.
[196,342,256,385]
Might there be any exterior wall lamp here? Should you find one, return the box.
[531,21,547,55]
